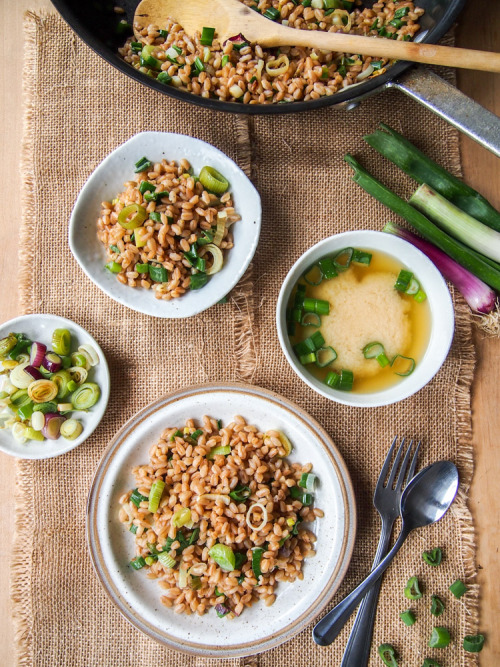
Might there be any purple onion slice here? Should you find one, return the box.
[42,352,62,373]
[29,341,47,367]
[24,365,43,381]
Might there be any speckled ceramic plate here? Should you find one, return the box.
[0,314,110,459]
[87,383,356,658]
[69,132,261,318]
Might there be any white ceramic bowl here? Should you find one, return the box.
[69,132,261,318]
[276,231,455,408]
[0,314,110,459]
[87,383,356,658]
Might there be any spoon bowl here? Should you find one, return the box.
[134,0,500,73]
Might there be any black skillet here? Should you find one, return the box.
[50,0,500,155]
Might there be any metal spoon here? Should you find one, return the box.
[134,0,500,73]
[313,460,459,647]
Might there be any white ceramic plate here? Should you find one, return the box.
[87,383,356,658]
[69,132,261,318]
[0,314,110,459]
[277,230,455,407]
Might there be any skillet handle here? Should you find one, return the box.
[387,67,500,158]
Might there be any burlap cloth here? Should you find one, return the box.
[14,11,480,666]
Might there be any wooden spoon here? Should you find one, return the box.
[134,0,500,73]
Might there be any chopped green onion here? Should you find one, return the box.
[145,556,155,566]
[294,284,306,308]
[400,609,416,626]
[116,19,132,35]
[129,524,138,534]
[158,29,168,38]
[199,166,229,194]
[303,264,323,286]
[389,18,405,28]
[190,273,209,289]
[200,27,215,46]
[292,308,303,323]
[157,71,172,85]
[299,352,316,365]
[229,485,251,502]
[339,369,354,391]
[71,382,100,410]
[391,354,415,377]
[377,643,398,667]
[130,556,146,570]
[105,261,122,274]
[172,508,192,528]
[303,297,330,315]
[370,18,379,30]
[208,445,231,458]
[263,6,280,19]
[32,401,58,415]
[422,660,441,667]
[130,41,143,53]
[252,547,264,577]
[158,551,176,568]
[422,547,442,566]
[463,634,485,653]
[315,346,337,368]
[371,60,383,69]
[52,328,71,356]
[209,544,236,571]
[60,419,83,440]
[429,627,451,649]
[144,189,169,203]
[352,249,372,265]
[334,247,354,270]
[305,331,325,352]
[134,156,153,173]
[430,595,445,617]
[394,6,410,18]
[394,269,413,292]
[318,257,338,279]
[194,56,204,73]
[135,263,150,273]
[362,342,390,367]
[149,265,168,283]
[298,472,318,491]
[149,211,162,222]
[404,576,422,600]
[130,488,149,507]
[221,54,229,67]
[301,312,321,327]
[414,288,427,302]
[139,181,155,194]
[449,579,467,598]
[117,203,147,230]
[325,371,340,388]
[148,479,166,513]
[289,486,313,505]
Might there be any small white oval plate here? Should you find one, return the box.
[69,132,261,318]
[0,314,110,459]
[277,230,455,408]
[87,383,356,658]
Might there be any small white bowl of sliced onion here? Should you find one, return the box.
[0,314,110,459]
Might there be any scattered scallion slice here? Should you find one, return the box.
[449,579,467,598]
[117,203,147,230]
[301,312,321,328]
[298,472,318,491]
[289,486,313,505]
[362,342,390,368]
[229,485,251,502]
[391,354,415,377]
[130,488,149,507]
[200,27,215,46]
[158,551,176,568]
[71,382,100,410]
[148,479,166,513]
[199,166,229,194]
[318,257,338,279]
[430,595,445,617]
[428,627,451,649]
[52,329,71,356]
[105,261,122,274]
[334,247,354,270]
[303,297,330,315]
[209,544,236,571]
[400,609,416,626]
[404,576,422,599]
[303,264,323,285]
[130,556,146,570]
[325,371,340,388]
[207,445,231,458]
[422,547,442,566]
[352,249,372,265]
[339,369,354,391]
[315,346,337,368]
[134,156,153,173]
[463,634,485,653]
[377,643,398,667]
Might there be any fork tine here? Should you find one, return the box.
[394,439,414,494]
[376,436,399,487]
[406,440,421,483]
[386,436,407,489]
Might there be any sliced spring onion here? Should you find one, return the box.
[394,269,413,292]
[422,547,442,566]
[148,479,166,513]
[140,44,161,68]
[251,547,264,578]
[71,352,90,369]
[303,264,323,286]
[400,609,416,626]
[339,369,354,391]
[190,273,209,290]
[31,410,45,431]
[130,488,149,507]
[0,333,17,356]
[303,297,330,316]
[318,257,338,279]
[51,329,71,356]
[130,556,146,570]
[229,485,251,502]
[334,248,354,270]
[199,166,229,194]
[265,55,290,77]
[246,502,268,531]
[57,402,73,412]
[28,379,58,403]
[78,344,99,367]
[117,203,147,230]
[352,249,372,264]
[449,579,467,598]
[139,180,155,194]
[157,71,172,85]
[32,401,58,415]
[135,263,150,273]
[158,551,176,568]
[29,341,47,367]
[25,426,44,441]
[68,367,87,385]
[172,507,192,528]
[298,472,318,491]
[60,419,83,440]
[430,594,445,617]
[289,486,313,505]
[325,371,340,388]
[71,382,100,410]
[134,156,152,173]
[377,643,398,667]
[301,312,321,328]
[362,342,390,368]
[299,352,316,365]
[404,576,422,599]
[207,445,231,459]
[213,210,227,247]
[178,563,189,588]
[294,332,325,356]
[9,362,32,389]
[41,413,66,440]
[405,277,420,295]
[263,6,280,19]
[463,634,485,653]
[200,26,215,46]
[199,243,223,275]
[429,627,451,649]
[391,355,416,377]
[149,265,168,283]
[315,346,337,368]
[209,544,236,571]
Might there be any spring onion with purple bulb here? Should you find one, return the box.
[383,221,497,314]
[41,413,66,440]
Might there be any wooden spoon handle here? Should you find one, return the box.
[259,25,500,73]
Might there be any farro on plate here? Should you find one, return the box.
[120,0,424,105]
[69,132,261,318]
[87,384,356,658]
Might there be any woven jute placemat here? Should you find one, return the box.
[14,11,479,666]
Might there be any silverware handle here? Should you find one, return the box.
[312,526,410,646]
[340,519,394,667]
[388,67,500,158]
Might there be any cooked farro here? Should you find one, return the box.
[97,157,240,300]
[119,0,424,105]
[119,416,322,618]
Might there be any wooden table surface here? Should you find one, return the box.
[1,1,499,664]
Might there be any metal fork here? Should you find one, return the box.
[339,437,420,664]
[312,436,419,650]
